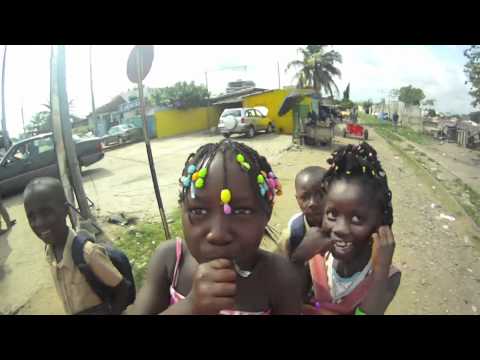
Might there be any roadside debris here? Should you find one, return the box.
[438,213,456,222]
[107,213,138,226]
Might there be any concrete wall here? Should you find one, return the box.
[154,106,222,138]
[243,89,312,134]
[373,101,423,131]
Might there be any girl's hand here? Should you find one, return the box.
[290,227,334,263]
[186,258,237,315]
[371,225,395,274]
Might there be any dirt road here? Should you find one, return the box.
[1,129,479,314]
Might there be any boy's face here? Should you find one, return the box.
[181,151,270,267]
[295,174,324,227]
[24,187,68,246]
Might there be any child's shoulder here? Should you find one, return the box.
[149,238,183,277]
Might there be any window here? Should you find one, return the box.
[221,109,242,117]
[34,137,54,155]
[246,109,255,117]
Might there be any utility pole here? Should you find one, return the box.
[1,45,11,150]
[51,45,96,231]
[50,46,78,229]
[89,45,97,132]
[21,99,25,134]
[277,61,281,89]
[204,71,208,92]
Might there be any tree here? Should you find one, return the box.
[286,45,342,97]
[362,99,373,114]
[149,82,209,109]
[398,85,425,106]
[464,45,480,108]
[423,98,435,107]
[25,100,75,135]
[343,83,350,101]
[389,88,400,101]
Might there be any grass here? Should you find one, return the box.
[359,113,433,145]
[451,179,480,227]
[115,210,184,288]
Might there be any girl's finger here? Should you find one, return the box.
[210,258,233,269]
[211,269,237,283]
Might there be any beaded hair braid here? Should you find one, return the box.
[321,142,393,226]
[178,139,282,218]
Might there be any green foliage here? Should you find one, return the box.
[464,45,480,108]
[343,83,350,101]
[115,210,184,288]
[362,99,373,114]
[398,85,426,106]
[149,82,210,109]
[286,45,342,97]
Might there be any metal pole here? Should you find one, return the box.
[52,45,93,222]
[277,61,281,89]
[50,46,78,229]
[1,45,11,150]
[89,45,97,132]
[21,100,25,134]
[205,71,208,93]
[136,50,171,240]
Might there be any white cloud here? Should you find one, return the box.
[0,45,475,137]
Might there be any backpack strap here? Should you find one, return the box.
[71,234,111,307]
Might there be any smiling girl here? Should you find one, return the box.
[291,142,401,315]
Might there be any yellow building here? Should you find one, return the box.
[153,88,316,139]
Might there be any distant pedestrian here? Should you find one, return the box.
[0,189,16,236]
[392,112,399,130]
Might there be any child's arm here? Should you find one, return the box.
[128,240,175,314]
[290,227,333,264]
[268,254,304,314]
[359,226,401,315]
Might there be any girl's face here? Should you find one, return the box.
[181,151,270,266]
[322,178,382,263]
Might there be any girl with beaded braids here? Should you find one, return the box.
[290,142,401,315]
[131,139,302,315]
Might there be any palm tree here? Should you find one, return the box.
[286,45,342,97]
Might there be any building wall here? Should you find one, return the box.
[243,89,312,134]
[154,106,222,138]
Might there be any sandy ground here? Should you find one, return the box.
[1,128,479,315]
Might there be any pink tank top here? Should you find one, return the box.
[169,238,271,315]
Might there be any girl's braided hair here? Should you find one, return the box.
[178,139,276,218]
[321,142,393,226]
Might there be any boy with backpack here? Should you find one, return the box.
[24,177,135,315]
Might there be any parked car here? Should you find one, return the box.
[0,132,104,195]
[217,108,274,138]
[102,124,142,146]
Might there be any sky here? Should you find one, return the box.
[0,45,475,137]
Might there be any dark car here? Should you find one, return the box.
[102,124,142,146]
[0,133,104,195]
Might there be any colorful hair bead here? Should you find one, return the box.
[198,167,208,178]
[261,171,267,178]
[192,172,199,181]
[221,189,231,203]
[223,204,232,215]
[187,164,196,175]
[182,176,191,187]
[257,174,265,184]
[236,154,245,164]
[362,166,366,173]
[260,186,267,197]
[195,178,205,189]
[241,162,251,171]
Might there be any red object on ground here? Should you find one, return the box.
[346,123,364,136]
